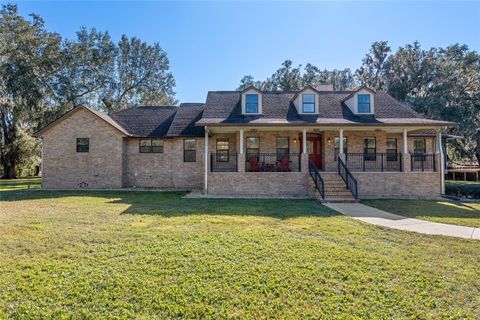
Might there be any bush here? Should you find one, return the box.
[445,182,480,199]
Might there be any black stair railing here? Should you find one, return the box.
[308,159,325,199]
[338,156,358,199]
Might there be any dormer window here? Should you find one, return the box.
[302,94,315,113]
[245,94,259,113]
[358,94,371,113]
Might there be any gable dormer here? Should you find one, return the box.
[241,86,262,115]
[342,87,375,115]
[292,86,320,115]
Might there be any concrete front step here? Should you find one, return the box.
[310,172,357,203]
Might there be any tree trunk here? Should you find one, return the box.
[1,163,16,179]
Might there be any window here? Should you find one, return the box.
[216,139,230,162]
[358,94,371,113]
[363,137,376,161]
[245,94,259,113]
[184,139,196,162]
[246,137,260,160]
[139,139,164,153]
[276,137,289,161]
[76,138,89,153]
[302,94,315,113]
[334,137,347,161]
[413,139,426,154]
[386,138,397,161]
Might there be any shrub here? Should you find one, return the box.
[445,182,480,199]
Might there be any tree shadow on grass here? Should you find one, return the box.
[0,189,340,219]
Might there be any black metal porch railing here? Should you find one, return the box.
[309,159,325,199]
[210,152,238,172]
[338,156,358,199]
[411,153,436,172]
[245,153,301,172]
[345,152,403,172]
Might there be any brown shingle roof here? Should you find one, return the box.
[34,105,130,137]
[166,103,205,137]
[109,106,177,137]
[196,90,454,127]
[108,104,205,137]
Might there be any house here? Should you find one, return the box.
[34,85,454,200]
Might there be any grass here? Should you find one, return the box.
[1,185,480,318]
[0,177,41,191]
[363,199,480,228]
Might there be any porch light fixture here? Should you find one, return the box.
[327,138,332,145]
[293,138,298,144]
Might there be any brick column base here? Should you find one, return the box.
[403,153,411,172]
[301,153,309,172]
[238,153,245,172]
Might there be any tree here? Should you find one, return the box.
[0,4,178,178]
[57,27,116,112]
[355,41,391,90]
[0,4,63,178]
[236,60,355,91]
[101,35,176,112]
[237,75,263,91]
[357,41,480,165]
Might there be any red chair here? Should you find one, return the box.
[277,156,291,172]
[248,157,263,172]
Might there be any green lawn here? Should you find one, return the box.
[363,199,480,228]
[1,185,480,318]
[0,177,41,191]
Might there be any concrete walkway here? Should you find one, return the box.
[324,203,480,240]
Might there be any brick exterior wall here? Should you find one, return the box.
[124,137,204,190]
[208,172,308,196]
[41,108,125,189]
[353,172,441,198]
[40,114,443,198]
[40,108,205,190]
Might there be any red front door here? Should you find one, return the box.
[300,135,322,169]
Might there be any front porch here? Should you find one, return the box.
[203,126,444,199]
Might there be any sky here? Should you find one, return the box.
[9,1,480,103]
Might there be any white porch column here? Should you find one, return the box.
[204,126,208,194]
[302,129,307,154]
[403,128,408,154]
[437,130,445,194]
[339,129,344,155]
[239,129,244,154]
[402,128,411,172]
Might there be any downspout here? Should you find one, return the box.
[437,130,445,194]
[204,126,208,194]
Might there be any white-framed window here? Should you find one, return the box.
[245,94,259,113]
[302,93,315,113]
[358,94,371,113]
